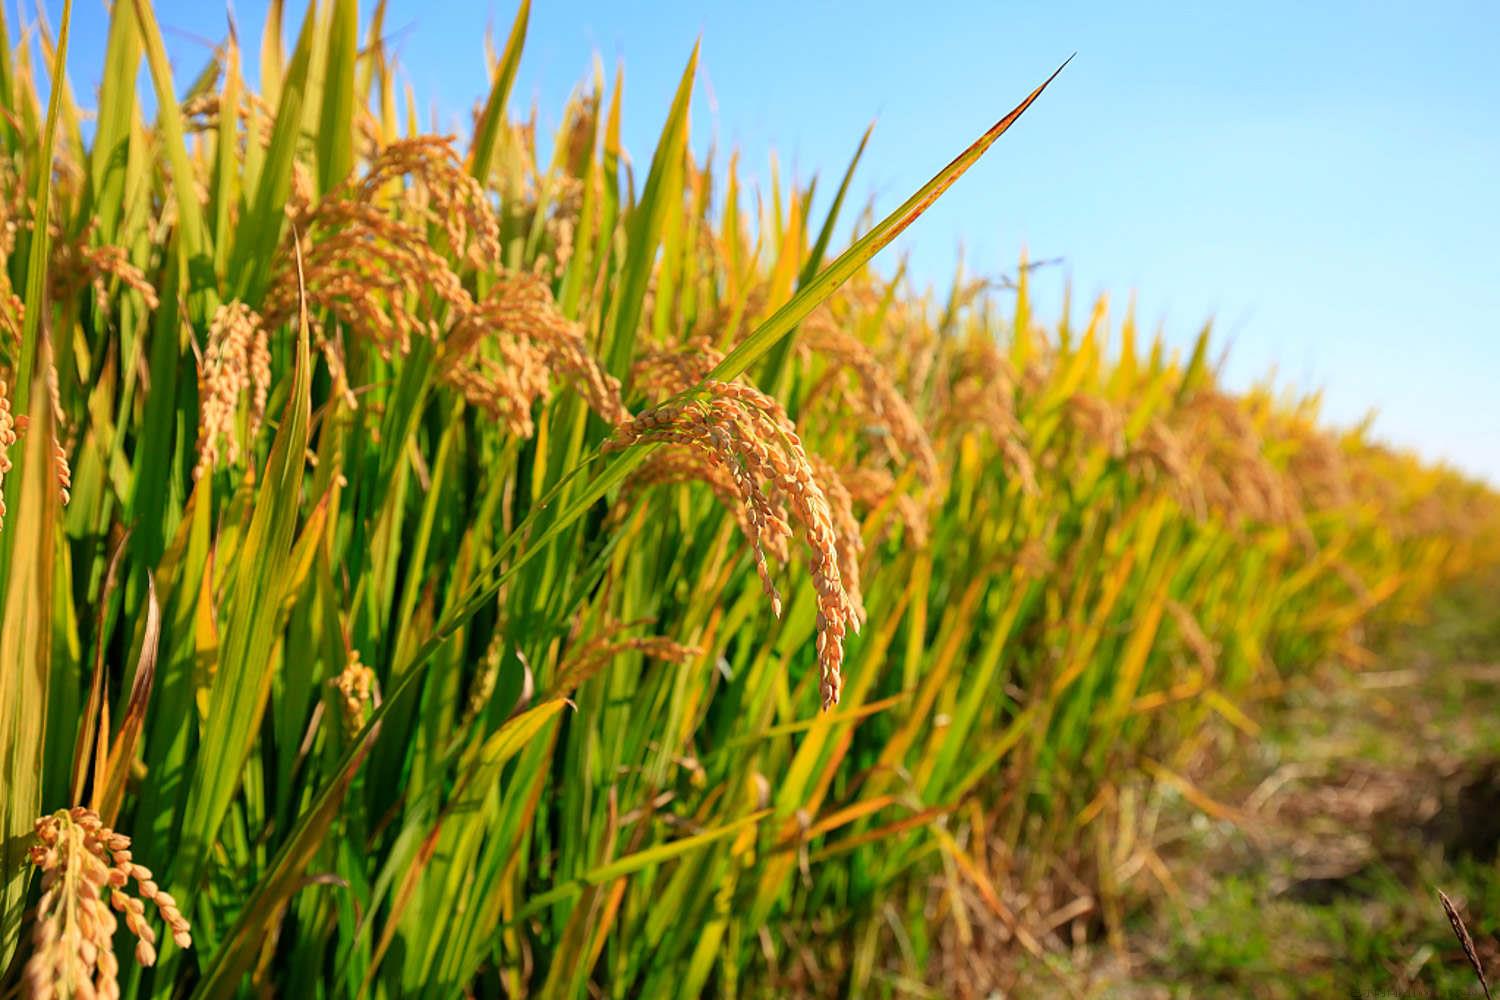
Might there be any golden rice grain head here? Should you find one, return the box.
[443,276,626,433]
[351,136,501,268]
[330,650,377,736]
[606,381,859,709]
[630,338,724,403]
[1132,417,1204,519]
[553,621,701,696]
[810,454,866,629]
[0,285,23,345]
[935,337,1020,438]
[530,176,585,282]
[193,302,271,482]
[265,136,502,364]
[24,808,192,1000]
[801,312,939,493]
[840,466,930,549]
[44,361,71,507]
[0,378,14,532]
[182,90,275,148]
[265,199,473,359]
[1171,388,1305,529]
[622,445,793,565]
[0,154,24,258]
[1064,392,1126,458]
[318,336,360,411]
[609,401,786,616]
[933,337,1037,495]
[1283,416,1354,511]
[48,222,159,317]
[53,437,71,508]
[461,629,506,727]
[1010,438,1041,497]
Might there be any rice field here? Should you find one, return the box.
[1,2,1496,997]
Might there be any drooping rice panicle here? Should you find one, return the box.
[607,380,861,709]
[23,808,192,999]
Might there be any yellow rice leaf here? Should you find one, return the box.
[0,372,61,965]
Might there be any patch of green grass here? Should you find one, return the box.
[1148,861,1500,999]
[1080,574,1500,999]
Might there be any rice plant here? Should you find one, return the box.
[0,1,1495,997]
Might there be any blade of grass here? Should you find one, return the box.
[0,367,62,968]
[9,0,71,417]
[95,578,159,825]
[711,55,1071,384]
[601,40,699,387]
[315,0,358,193]
[469,0,530,185]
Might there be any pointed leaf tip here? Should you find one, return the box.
[707,55,1072,384]
[893,54,1072,239]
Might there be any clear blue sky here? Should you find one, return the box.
[49,1,1500,483]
